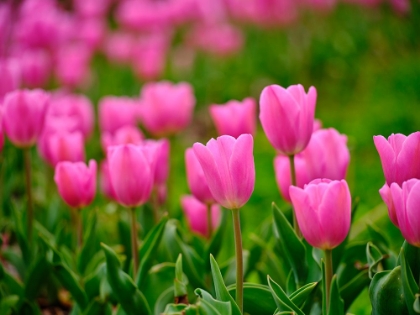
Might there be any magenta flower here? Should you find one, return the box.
[101,126,144,152]
[142,139,170,186]
[209,97,256,138]
[259,84,316,155]
[54,160,97,208]
[373,132,420,186]
[140,81,195,137]
[3,89,49,148]
[185,148,215,205]
[99,96,140,134]
[274,128,350,201]
[99,159,117,201]
[0,58,20,101]
[289,179,351,250]
[46,131,85,167]
[193,134,255,209]
[181,195,221,238]
[107,144,153,208]
[379,183,398,227]
[390,179,420,247]
[20,49,51,88]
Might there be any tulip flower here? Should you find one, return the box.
[259,84,317,156]
[373,132,420,186]
[0,58,20,101]
[274,128,350,202]
[379,183,399,227]
[140,81,195,137]
[181,195,221,239]
[193,134,255,313]
[99,160,117,201]
[20,49,51,88]
[45,131,85,167]
[185,148,215,205]
[209,97,256,138]
[101,126,144,152]
[3,89,49,148]
[99,96,140,134]
[390,179,420,247]
[289,178,351,310]
[54,159,97,248]
[107,144,154,277]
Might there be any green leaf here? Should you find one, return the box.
[84,263,106,300]
[267,275,304,315]
[209,255,241,315]
[328,275,344,315]
[339,269,369,311]
[289,282,318,308]
[0,263,24,297]
[369,267,409,315]
[54,264,88,310]
[101,243,151,315]
[154,287,174,315]
[174,254,188,298]
[366,242,385,279]
[24,257,51,301]
[272,203,308,287]
[0,295,19,315]
[11,208,31,267]
[204,211,227,269]
[83,299,112,315]
[414,294,420,314]
[367,224,389,251]
[162,304,188,314]
[136,216,168,288]
[77,211,98,275]
[400,247,419,315]
[196,288,232,315]
[226,283,276,315]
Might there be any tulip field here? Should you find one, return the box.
[1,0,420,314]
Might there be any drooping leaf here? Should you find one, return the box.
[366,242,385,279]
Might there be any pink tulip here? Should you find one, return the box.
[48,93,95,139]
[104,32,134,64]
[289,179,351,250]
[379,183,398,227]
[274,128,350,201]
[0,58,20,101]
[181,195,221,238]
[74,18,106,50]
[107,144,154,207]
[390,179,420,247]
[140,81,195,136]
[209,97,256,138]
[193,134,255,209]
[54,159,97,208]
[3,89,49,147]
[260,84,317,155]
[185,147,216,205]
[101,126,144,152]
[19,49,51,88]
[45,131,85,167]
[143,139,170,186]
[99,96,140,134]
[73,0,111,18]
[100,159,117,201]
[373,132,420,186]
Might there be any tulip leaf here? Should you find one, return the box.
[272,203,308,287]
[366,242,385,279]
[77,211,98,276]
[24,256,51,301]
[289,282,318,308]
[162,304,188,314]
[174,254,188,298]
[53,263,88,310]
[369,267,409,315]
[0,262,24,297]
[136,215,168,288]
[328,275,344,315]
[400,247,419,315]
[205,210,227,269]
[367,224,389,251]
[84,263,106,300]
[414,294,420,314]
[226,283,276,315]
[118,219,132,273]
[267,275,304,315]
[400,242,420,287]
[154,287,174,315]
[101,243,151,315]
[82,299,112,315]
[195,288,232,315]
[11,207,31,267]
[0,295,19,315]
[209,255,241,315]
[340,269,370,311]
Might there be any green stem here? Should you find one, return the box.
[130,207,139,279]
[289,154,301,238]
[232,208,243,314]
[324,249,333,312]
[24,148,33,243]
[75,208,82,250]
[206,203,213,239]
[151,187,159,224]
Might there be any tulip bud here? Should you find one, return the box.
[289,179,351,250]
[100,159,117,201]
[181,195,221,238]
[209,97,256,138]
[101,126,144,152]
[193,134,255,209]
[46,131,85,167]
[99,96,140,134]
[259,84,316,155]
[379,183,398,227]
[54,160,97,208]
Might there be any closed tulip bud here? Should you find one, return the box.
[143,139,170,186]
[390,179,420,247]
[289,179,351,250]
[54,159,97,208]
[101,126,144,152]
[209,97,256,138]
[259,84,316,155]
[47,131,85,167]
[100,160,117,201]
[107,144,154,207]
[373,132,420,186]
[193,134,255,209]
[185,148,215,205]
[181,195,221,238]
[140,81,195,137]
[99,96,140,134]
[379,183,398,227]
[3,89,49,147]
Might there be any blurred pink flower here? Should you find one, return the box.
[43,131,85,167]
[99,96,141,134]
[100,159,117,201]
[19,49,51,88]
[0,58,20,101]
[379,183,399,227]
[101,126,144,152]
[103,31,134,64]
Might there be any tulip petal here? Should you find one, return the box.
[374,135,396,184]
[397,132,420,184]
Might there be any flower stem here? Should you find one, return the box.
[232,208,243,313]
[130,207,139,279]
[24,148,33,243]
[289,154,301,238]
[324,249,333,312]
[206,203,213,239]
